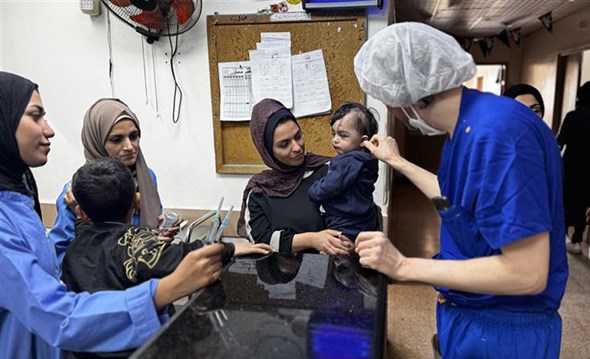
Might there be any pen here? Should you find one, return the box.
[213,205,234,243]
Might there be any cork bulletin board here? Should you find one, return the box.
[207,12,367,174]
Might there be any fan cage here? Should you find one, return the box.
[100,0,202,39]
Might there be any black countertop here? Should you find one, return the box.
[131,253,388,359]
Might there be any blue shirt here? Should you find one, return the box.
[309,151,378,240]
[435,88,568,312]
[48,168,158,264]
[0,191,166,358]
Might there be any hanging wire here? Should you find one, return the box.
[141,37,150,105]
[167,22,183,124]
[151,44,161,119]
[106,11,115,97]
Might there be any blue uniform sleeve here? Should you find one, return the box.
[472,131,552,249]
[47,181,76,265]
[309,156,364,202]
[1,214,165,352]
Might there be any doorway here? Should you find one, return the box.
[554,48,590,133]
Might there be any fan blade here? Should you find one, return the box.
[172,0,195,25]
[130,8,166,30]
[130,0,158,11]
[110,0,132,6]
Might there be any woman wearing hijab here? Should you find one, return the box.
[503,83,545,118]
[557,81,590,254]
[49,98,164,262]
[237,99,352,254]
[0,71,224,358]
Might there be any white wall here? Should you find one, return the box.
[582,49,590,84]
[1,0,388,215]
[463,65,504,95]
[521,6,590,129]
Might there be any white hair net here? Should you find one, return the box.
[354,22,477,108]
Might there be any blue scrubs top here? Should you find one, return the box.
[48,168,158,264]
[0,191,166,359]
[435,88,568,312]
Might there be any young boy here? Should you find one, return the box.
[309,102,379,243]
[61,158,271,357]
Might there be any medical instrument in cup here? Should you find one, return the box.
[159,211,179,229]
[213,205,234,243]
[205,197,224,244]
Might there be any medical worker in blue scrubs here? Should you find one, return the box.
[0,71,223,358]
[353,23,568,358]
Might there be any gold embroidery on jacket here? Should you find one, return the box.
[120,228,166,283]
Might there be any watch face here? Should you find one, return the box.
[432,196,451,211]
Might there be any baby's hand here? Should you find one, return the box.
[338,234,355,254]
[234,242,273,257]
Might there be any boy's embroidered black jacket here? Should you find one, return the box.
[61,221,234,293]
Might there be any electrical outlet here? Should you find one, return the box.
[81,0,101,16]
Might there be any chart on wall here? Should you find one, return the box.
[207,12,367,174]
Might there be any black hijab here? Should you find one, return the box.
[0,71,43,219]
[503,83,545,117]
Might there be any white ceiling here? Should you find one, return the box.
[394,0,590,37]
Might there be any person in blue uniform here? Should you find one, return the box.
[48,98,172,264]
[309,102,379,242]
[237,98,353,254]
[352,23,568,358]
[0,71,224,358]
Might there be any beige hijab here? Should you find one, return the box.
[81,98,161,228]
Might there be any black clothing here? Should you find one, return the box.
[63,222,234,292]
[244,166,329,252]
[61,221,234,359]
[557,105,590,243]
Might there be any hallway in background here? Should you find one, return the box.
[385,181,590,359]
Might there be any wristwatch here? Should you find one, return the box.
[431,196,452,211]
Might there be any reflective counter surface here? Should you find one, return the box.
[131,253,388,359]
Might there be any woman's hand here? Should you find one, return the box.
[64,183,79,213]
[316,229,354,255]
[362,135,403,169]
[234,242,273,256]
[355,231,405,279]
